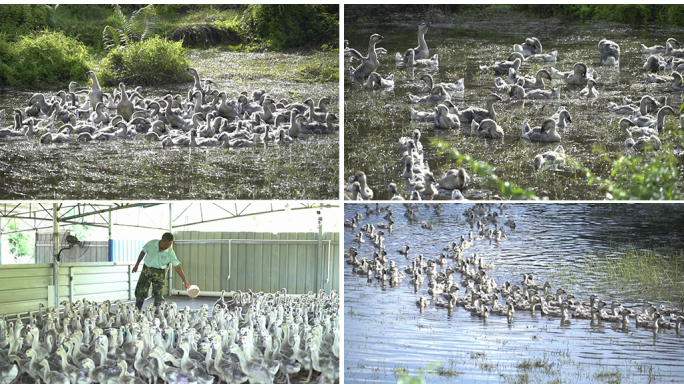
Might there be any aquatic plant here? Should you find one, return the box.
[98,36,191,86]
[578,123,684,200]
[600,248,684,304]
[432,138,539,200]
[295,52,339,83]
[0,30,90,86]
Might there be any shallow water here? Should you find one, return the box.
[0,50,338,199]
[344,10,684,200]
[344,203,684,383]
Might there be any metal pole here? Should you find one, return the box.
[168,203,173,296]
[53,204,60,307]
[317,212,323,291]
[108,210,113,262]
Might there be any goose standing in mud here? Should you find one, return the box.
[86,71,104,109]
[350,34,384,78]
[396,22,431,65]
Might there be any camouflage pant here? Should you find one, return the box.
[134,265,166,307]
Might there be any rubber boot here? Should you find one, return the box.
[135,298,144,311]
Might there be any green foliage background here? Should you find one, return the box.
[0,4,339,87]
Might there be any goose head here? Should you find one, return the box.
[418,22,431,34]
[370,34,384,44]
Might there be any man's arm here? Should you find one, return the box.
[174,265,190,288]
[132,251,145,273]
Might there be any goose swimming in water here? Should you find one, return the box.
[345,171,373,200]
[489,54,523,76]
[565,63,594,85]
[388,183,404,200]
[599,39,620,65]
[641,38,680,54]
[579,79,599,98]
[350,34,384,78]
[532,145,565,170]
[346,39,387,59]
[509,84,561,100]
[665,42,684,58]
[471,119,504,139]
[512,69,552,90]
[625,135,662,151]
[522,119,561,142]
[409,84,450,104]
[438,168,469,190]
[619,118,657,138]
[396,22,431,64]
[420,74,464,94]
[551,107,572,129]
[403,48,439,68]
[513,37,542,57]
[633,106,677,130]
[672,71,684,91]
[643,55,667,73]
[433,104,460,129]
[458,94,503,123]
[365,72,395,90]
[526,51,558,63]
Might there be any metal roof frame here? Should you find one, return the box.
[0,202,338,235]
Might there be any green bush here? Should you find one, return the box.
[0,4,50,40]
[667,5,684,26]
[243,4,338,50]
[99,36,192,86]
[0,34,19,85]
[0,30,91,87]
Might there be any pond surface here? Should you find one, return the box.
[344,203,684,383]
[0,50,338,199]
[344,10,684,200]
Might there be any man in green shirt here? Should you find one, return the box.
[132,232,191,311]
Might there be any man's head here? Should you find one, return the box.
[159,232,174,251]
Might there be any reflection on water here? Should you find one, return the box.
[344,11,684,200]
[344,203,684,383]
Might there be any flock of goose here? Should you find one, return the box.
[345,203,683,333]
[0,289,339,384]
[0,68,337,148]
[345,22,684,200]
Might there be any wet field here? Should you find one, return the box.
[0,50,338,199]
[344,203,684,383]
[344,9,684,200]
